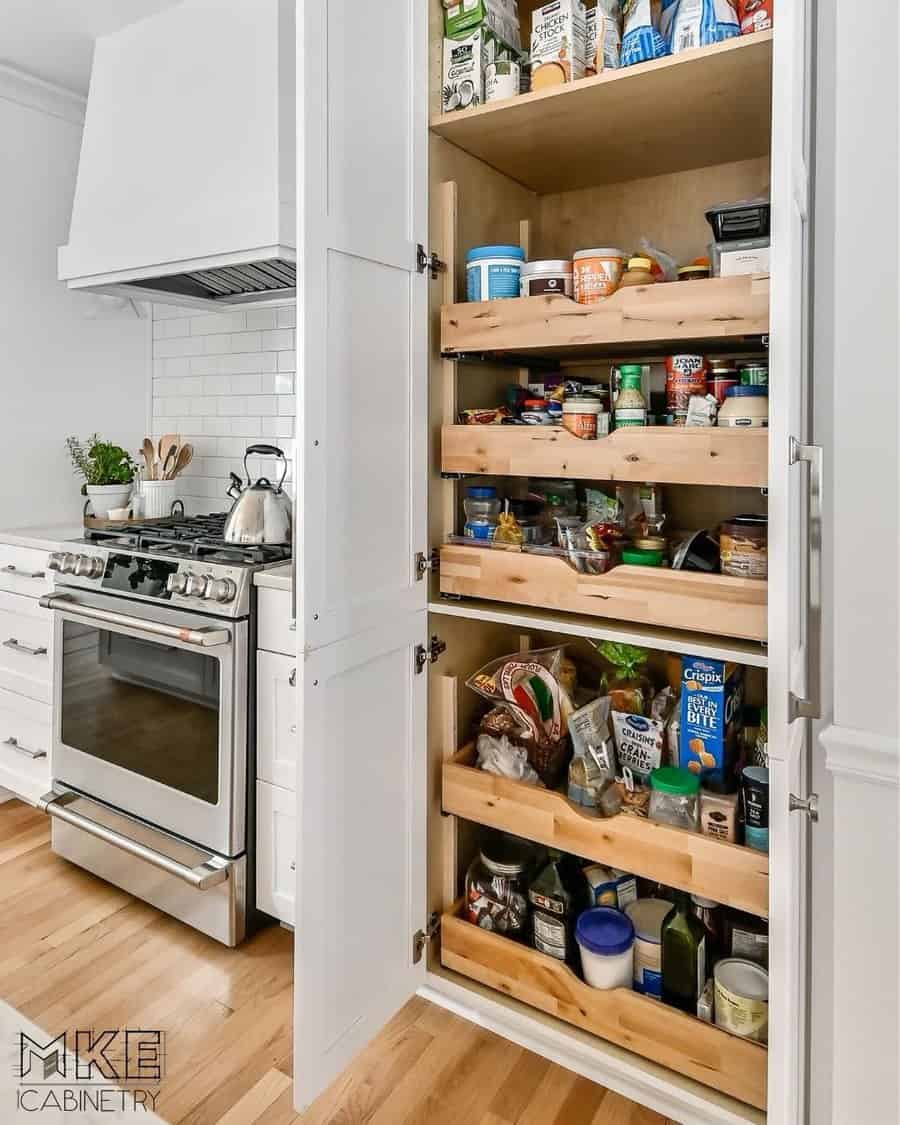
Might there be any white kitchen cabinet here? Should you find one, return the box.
[256,779,296,925]
[256,650,297,791]
[0,591,52,706]
[292,2,815,1122]
[257,587,296,657]
[0,688,51,805]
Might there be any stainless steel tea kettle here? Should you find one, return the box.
[223,445,292,545]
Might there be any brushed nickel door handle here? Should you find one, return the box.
[3,736,47,760]
[3,637,47,656]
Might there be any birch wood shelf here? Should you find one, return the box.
[444,745,769,917]
[442,425,769,488]
[441,907,768,1110]
[441,276,770,359]
[431,33,772,194]
[439,544,768,642]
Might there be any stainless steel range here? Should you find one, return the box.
[38,515,290,946]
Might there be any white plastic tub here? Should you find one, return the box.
[575,907,634,989]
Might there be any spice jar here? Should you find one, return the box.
[700,783,740,842]
[619,256,656,288]
[720,515,768,579]
[465,833,535,939]
[614,365,647,428]
[717,385,768,427]
[678,264,711,281]
[648,766,700,830]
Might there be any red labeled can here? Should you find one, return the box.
[666,355,707,416]
[707,362,739,406]
[739,0,773,34]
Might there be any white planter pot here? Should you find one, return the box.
[85,484,132,519]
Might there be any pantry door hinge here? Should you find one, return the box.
[415,635,446,674]
[417,244,445,279]
[413,912,441,963]
[415,549,439,581]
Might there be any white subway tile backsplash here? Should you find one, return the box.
[151,302,296,512]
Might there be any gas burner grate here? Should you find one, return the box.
[85,515,290,566]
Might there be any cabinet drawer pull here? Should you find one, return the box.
[3,564,44,579]
[289,667,296,686]
[3,637,47,657]
[3,736,47,760]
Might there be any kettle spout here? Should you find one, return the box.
[226,471,244,502]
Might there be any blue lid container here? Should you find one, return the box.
[466,486,498,499]
[575,907,635,956]
[725,385,769,398]
[466,245,526,263]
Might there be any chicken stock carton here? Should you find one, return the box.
[678,656,744,785]
[531,0,587,89]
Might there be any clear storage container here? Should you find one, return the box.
[463,486,502,540]
[465,833,536,940]
[649,766,701,830]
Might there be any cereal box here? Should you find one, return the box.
[678,656,744,784]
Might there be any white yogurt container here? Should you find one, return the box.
[624,898,673,998]
[575,907,634,990]
[714,958,769,1043]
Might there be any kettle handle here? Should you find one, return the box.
[244,444,287,492]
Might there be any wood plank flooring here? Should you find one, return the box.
[0,799,671,1125]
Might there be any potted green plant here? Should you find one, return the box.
[66,435,135,519]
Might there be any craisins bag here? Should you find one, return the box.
[740,0,773,34]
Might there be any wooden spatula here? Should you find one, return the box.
[167,443,193,479]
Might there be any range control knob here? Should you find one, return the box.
[59,553,78,575]
[47,552,65,572]
[166,572,190,596]
[74,555,104,579]
[185,573,209,598]
[206,577,237,604]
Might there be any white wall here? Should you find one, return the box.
[0,71,149,530]
[816,2,900,1123]
[149,302,295,515]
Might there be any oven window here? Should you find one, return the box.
[60,622,220,804]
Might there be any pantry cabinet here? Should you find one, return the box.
[292,1,815,1121]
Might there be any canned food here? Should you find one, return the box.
[666,355,707,414]
[714,958,769,1043]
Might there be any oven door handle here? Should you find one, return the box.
[38,791,231,890]
[39,594,231,648]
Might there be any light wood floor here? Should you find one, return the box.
[0,799,671,1125]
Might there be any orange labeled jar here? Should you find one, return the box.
[573,248,626,304]
[563,397,605,440]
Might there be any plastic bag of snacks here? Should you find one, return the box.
[660,0,740,55]
[621,0,669,66]
[468,646,575,786]
[593,641,651,713]
[739,0,773,34]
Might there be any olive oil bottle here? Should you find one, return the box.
[661,891,707,1014]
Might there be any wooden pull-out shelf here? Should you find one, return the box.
[430,32,773,194]
[439,544,768,642]
[441,276,769,359]
[441,907,768,1111]
[444,745,768,917]
[442,425,768,488]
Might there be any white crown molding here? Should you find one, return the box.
[0,63,85,126]
[820,723,900,787]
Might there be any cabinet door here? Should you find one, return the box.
[293,0,429,1110]
[768,2,815,1122]
[257,651,298,791]
[256,780,296,924]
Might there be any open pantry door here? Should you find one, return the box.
[292,0,429,1110]
[767,1,816,1122]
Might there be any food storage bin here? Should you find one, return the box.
[465,833,536,940]
[649,766,701,830]
[575,907,635,989]
[710,237,771,277]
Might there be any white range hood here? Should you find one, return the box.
[58,0,295,311]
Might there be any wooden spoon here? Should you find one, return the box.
[161,444,178,479]
[158,433,180,465]
[167,443,193,479]
[141,438,156,480]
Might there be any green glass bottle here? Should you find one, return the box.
[661,890,707,1014]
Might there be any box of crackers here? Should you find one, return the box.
[678,657,744,785]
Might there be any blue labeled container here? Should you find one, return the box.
[467,245,525,302]
[660,0,740,54]
[621,0,670,67]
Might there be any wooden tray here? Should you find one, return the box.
[444,745,768,918]
[441,907,768,1111]
[441,276,770,359]
[438,544,768,642]
[442,425,769,488]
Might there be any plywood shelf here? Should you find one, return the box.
[439,544,768,642]
[441,276,770,359]
[442,424,769,488]
[430,32,773,194]
[441,907,768,1110]
[444,745,769,917]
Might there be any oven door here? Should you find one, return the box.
[43,588,247,858]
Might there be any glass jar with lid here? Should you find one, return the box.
[465,832,536,940]
[463,485,501,540]
[649,766,701,831]
[619,256,656,288]
[717,386,768,428]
